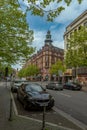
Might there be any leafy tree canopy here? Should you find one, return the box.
[18,64,39,77]
[65,26,87,68]
[0,0,35,65]
[0,0,83,66]
[23,0,83,21]
[50,60,66,75]
[0,63,13,76]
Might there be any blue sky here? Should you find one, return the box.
[14,0,87,69]
[24,0,87,50]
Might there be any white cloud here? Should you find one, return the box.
[21,0,87,52]
[53,40,64,49]
[32,30,46,51]
[14,0,87,69]
[32,27,65,52]
[54,0,87,24]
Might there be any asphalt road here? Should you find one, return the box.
[46,88,87,125]
[13,92,84,130]
[41,81,87,125]
[4,81,87,129]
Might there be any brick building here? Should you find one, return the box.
[24,30,64,80]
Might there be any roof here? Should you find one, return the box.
[66,10,87,29]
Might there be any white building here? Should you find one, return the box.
[64,10,87,82]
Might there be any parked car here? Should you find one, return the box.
[11,80,28,93]
[63,82,82,90]
[17,83,55,110]
[7,77,11,81]
[46,82,63,90]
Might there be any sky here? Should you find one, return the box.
[14,0,87,69]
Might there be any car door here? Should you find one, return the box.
[50,83,55,89]
[67,82,72,89]
[47,83,52,89]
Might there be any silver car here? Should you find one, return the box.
[46,82,63,90]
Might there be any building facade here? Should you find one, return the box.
[24,30,64,80]
[64,10,87,53]
[64,10,87,83]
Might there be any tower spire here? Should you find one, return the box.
[44,30,53,45]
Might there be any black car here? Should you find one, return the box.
[17,83,55,110]
[63,82,82,90]
[46,82,63,90]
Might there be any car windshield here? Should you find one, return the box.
[25,84,43,92]
[72,82,79,85]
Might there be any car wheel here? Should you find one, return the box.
[70,86,73,90]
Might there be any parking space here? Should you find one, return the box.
[13,93,83,130]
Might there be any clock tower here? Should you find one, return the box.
[44,30,53,46]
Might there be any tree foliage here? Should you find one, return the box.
[18,68,26,78]
[50,60,66,75]
[24,0,83,21]
[0,0,83,66]
[18,64,40,77]
[0,63,13,76]
[65,26,87,68]
[25,65,40,76]
[0,0,35,65]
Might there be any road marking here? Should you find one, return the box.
[53,106,87,130]
[57,92,71,98]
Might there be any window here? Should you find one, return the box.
[74,29,77,32]
[84,22,87,27]
[66,43,69,50]
[78,26,81,30]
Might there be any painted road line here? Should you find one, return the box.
[57,92,71,98]
[53,106,87,130]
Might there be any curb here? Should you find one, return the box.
[11,92,74,130]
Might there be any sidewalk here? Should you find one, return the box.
[0,82,86,130]
[82,85,87,92]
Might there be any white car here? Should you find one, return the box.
[11,80,28,92]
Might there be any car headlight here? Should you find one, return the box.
[50,95,54,100]
[28,97,36,102]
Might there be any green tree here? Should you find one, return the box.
[0,63,13,76]
[0,0,83,65]
[25,65,40,76]
[0,0,35,65]
[50,60,65,75]
[65,26,87,68]
[18,68,27,78]
[18,65,39,78]
[23,0,83,21]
